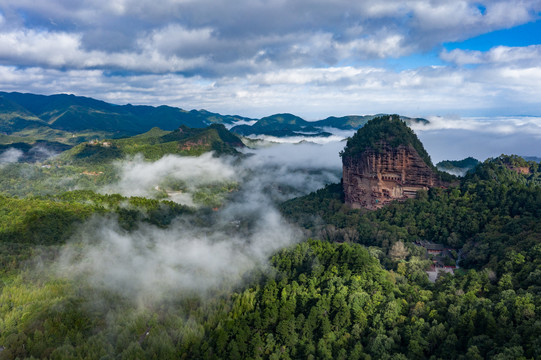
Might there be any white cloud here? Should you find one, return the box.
[142,24,215,57]
[250,66,381,86]
[2,57,541,119]
[412,115,541,135]
[412,115,541,162]
[56,141,346,304]
[102,153,237,205]
[0,29,207,72]
[58,206,300,304]
[336,33,410,59]
[0,0,539,75]
[0,30,83,66]
[441,45,541,66]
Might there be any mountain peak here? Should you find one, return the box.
[340,114,434,168]
[341,115,441,210]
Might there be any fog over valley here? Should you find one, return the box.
[1,0,541,355]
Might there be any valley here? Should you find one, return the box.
[0,96,540,359]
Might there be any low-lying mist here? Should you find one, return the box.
[57,141,344,305]
[0,147,23,164]
[412,116,541,162]
[0,144,63,164]
[101,141,343,206]
[58,208,299,305]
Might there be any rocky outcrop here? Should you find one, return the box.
[343,142,440,210]
[509,166,530,175]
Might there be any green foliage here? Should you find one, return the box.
[56,124,244,165]
[1,233,540,359]
[282,155,541,271]
[0,162,116,197]
[0,149,540,359]
[340,114,435,170]
[0,194,96,246]
[0,190,192,276]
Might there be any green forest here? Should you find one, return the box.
[1,123,540,358]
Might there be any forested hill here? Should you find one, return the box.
[1,91,434,147]
[1,91,431,144]
[340,114,434,168]
[55,124,245,165]
[230,112,429,137]
[0,149,540,358]
[1,93,540,358]
[272,154,541,358]
[0,91,254,137]
[2,152,540,358]
[436,157,480,175]
[282,154,541,268]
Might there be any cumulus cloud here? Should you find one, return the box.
[0,28,208,73]
[0,0,539,74]
[1,57,541,119]
[1,1,541,121]
[441,45,541,66]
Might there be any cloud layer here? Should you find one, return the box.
[413,116,541,162]
[1,0,538,73]
[0,1,540,117]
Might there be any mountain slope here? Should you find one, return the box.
[56,124,245,164]
[231,112,430,136]
[340,115,444,209]
[437,157,480,175]
[230,113,329,136]
[313,114,429,129]
[340,114,434,167]
[0,92,255,138]
[2,92,431,142]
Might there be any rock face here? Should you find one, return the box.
[343,143,439,210]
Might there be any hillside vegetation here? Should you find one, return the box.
[55,124,244,165]
[0,109,539,359]
[0,148,539,359]
[231,113,429,137]
[437,157,480,175]
[0,92,254,139]
[340,115,432,165]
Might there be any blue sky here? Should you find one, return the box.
[445,20,541,51]
[0,0,540,120]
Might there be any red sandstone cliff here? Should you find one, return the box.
[343,143,439,210]
[341,115,440,210]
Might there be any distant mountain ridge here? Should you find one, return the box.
[0,91,430,143]
[230,113,429,137]
[0,91,254,138]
